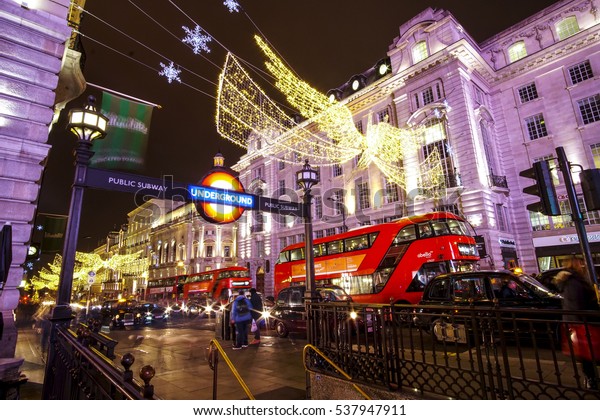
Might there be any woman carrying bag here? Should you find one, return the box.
[553,256,600,389]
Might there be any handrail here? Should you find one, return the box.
[207,339,255,400]
[303,344,371,400]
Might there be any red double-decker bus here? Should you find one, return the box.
[274,212,479,304]
[146,276,181,303]
[183,266,251,306]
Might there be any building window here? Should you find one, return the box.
[355,120,363,134]
[591,143,600,168]
[420,119,457,188]
[315,230,324,239]
[224,246,231,258]
[508,41,527,63]
[414,82,443,110]
[525,113,548,140]
[384,178,399,203]
[253,167,262,180]
[314,196,323,219]
[353,153,361,168]
[206,245,213,258]
[568,60,593,85]
[556,16,580,40]
[480,121,498,177]
[325,228,336,237]
[278,160,285,170]
[279,237,287,250]
[495,204,509,232]
[332,163,342,177]
[581,196,600,225]
[278,179,285,192]
[377,108,390,123]
[473,84,486,106]
[356,181,371,210]
[518,82,539,103]
[578,94,600,125]
[412,40,428,63]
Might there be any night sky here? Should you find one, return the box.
[37,0,559,250]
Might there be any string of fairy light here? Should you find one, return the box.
[74,0,447,193]
[31,251,144,293]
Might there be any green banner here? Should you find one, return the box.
[90,92,153,171]
[41,215,68,254]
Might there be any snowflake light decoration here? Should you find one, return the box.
[182,25,212,54]
[223,0,240,13]
[159,61,182,83]
[36,224,43,231]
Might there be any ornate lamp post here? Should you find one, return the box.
[42,96,108,398]
[296,160,319,344]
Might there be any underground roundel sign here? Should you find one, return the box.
[188,170,255,224]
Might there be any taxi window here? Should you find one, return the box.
[277,289,289,306]
[290,288,304,306]
[452,277,486,301]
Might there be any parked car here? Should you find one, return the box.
[414,270,562,344]
[268,285,371,338]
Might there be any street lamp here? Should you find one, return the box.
[42,96,108,398]
[327,194,347,233]
[296,159,319,344]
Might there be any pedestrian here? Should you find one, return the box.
[553,256,600,389]
[230,290,253,349]
[249,288,263,345]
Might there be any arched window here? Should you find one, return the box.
[170,240,176,263]
[508,41,527,63]
[412,41,428,63]
[480,121,497,176]
[556,16,579,40]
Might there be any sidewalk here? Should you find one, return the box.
[15,324,308,400]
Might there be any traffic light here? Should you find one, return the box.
[519,160,561,216]
[580,168,600,211]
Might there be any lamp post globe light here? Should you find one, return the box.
[296,159,319,344]
[42,96,108,398]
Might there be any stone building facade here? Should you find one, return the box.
[233,0,600,297]
[0,0,85,364]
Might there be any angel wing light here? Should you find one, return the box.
[216,35,446,193]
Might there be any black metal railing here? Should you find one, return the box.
[42,321,158,400]
[304,302,600,400]
[489,174,509,189]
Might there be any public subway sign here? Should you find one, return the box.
[85,167,188,201]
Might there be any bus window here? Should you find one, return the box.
[394,225,416,243]
[290,248,304,261]
[418,223,433,238]
[447,219,468,235]
[344,235,369,252]
[313,243,326,257]
[277,251,289,264]
[327,240,343,255]
[431,221,450,236]
[369,232,379,245]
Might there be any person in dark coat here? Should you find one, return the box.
[553,256,600,389]
[249,288,263,345]
[230,290,253,349]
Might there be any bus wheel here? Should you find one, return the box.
[274,320,289,338]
